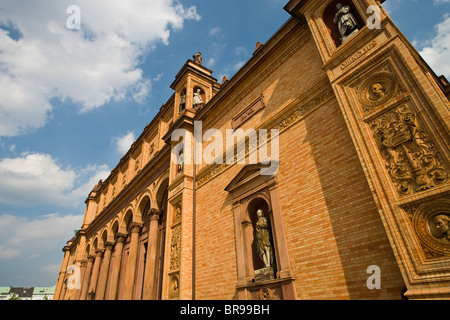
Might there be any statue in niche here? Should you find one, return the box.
[433,214,450,242]
[255,209,273,268]
[333,3,360,43]
[193,88,203,107]
[177,149,184,174]
[179,91,186,113]
[193,52,202,65]
[175,207,181,221]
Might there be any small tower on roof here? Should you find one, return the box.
[170,52,221,122]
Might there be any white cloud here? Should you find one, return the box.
[114,131,136,155]
[0,153,110,207]
[206,58,217,68]
[434,0,450,5]
[235,46,248,56]
[0,213,83,260]
[232,61,246,71]
[40,264,60,274]
[0,0,200,137]
[419,14,450,79]
[209,27,221,37]
[0,245,21,259]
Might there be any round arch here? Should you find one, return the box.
[136,188,153,221]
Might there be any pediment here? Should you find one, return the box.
[224,163,275,193]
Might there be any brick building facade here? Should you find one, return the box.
[54,0,450,300]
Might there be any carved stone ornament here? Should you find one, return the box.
[412,199,450,256]
[369,104,448,195]
[358,72,397,110]
[170,225,181,270]
[169,274,180,299]
[259,287,270,300]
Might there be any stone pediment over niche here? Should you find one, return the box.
[225,163,275,194]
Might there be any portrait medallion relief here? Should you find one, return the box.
[169,274,180,299]
[428,214,450,243]
[413,200,450,257]
[259,287,270,300]
[358,72,397,110]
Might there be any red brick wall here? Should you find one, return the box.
[193,24,404,299]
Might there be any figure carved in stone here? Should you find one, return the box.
[172,276,178,292]
[371,83,386,100]
[177,149,184,174]
[193,52,202,65]
[255,209,273,268]
[369,104,448,195]
[175,207,181,221]
[179,91,186,113]
[193,89,203,107]
[333,3,360,43]
[433,214,450,242]
[358,72,397,109]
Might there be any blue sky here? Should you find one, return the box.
[0,0,448,287]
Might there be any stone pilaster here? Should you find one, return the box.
[121,222,142,300]
[79,255,95,300]
[142,208,161,300]
[107,233,127,300]
[95,241,114,300]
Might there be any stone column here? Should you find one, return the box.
[74,259,87,300]
[54,246,71,300]
[95,242,114,300]
[142,209,160,300]
[88,249,104,296]
[122,222,142,300]
[79,255,95,300]
[107,233,127,300]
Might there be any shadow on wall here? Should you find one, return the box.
[302,98,405,300]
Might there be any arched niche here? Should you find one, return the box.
[225,163,296,300]
[192,86,205,108]
[323,0,364,48]
[245,197,276,277]
[179,88,187,113]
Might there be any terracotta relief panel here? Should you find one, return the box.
[357,71,398,112]
[368,104,448,196]
[404,198,450,259]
